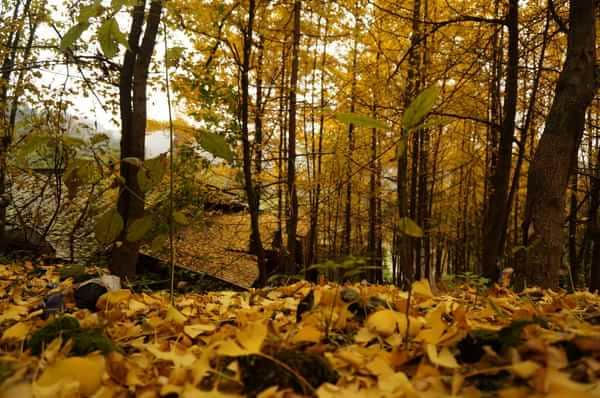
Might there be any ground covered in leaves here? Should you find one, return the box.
[2,263,600,397]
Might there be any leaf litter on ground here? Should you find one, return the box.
[1,262,600,397]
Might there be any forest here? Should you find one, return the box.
[1,0,600,397]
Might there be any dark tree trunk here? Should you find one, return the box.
[482,0,518,281]
[342,33,358,257]
[111,0,163,279]
[307,18,328,269]
[522,0,596,288]
[0,0,30,253]
[286,0,301,274]
[239,0,267,285]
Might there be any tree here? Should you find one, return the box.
[110,0,163,279]
[481,0,519,281]
[240,0,267,285]
[522,0,597,288]
[286,0,301,274]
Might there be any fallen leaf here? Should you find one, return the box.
[183,323,216,339]
[1,322,31,342]
[511,360,540,379]
[412,279,433,298]
[367,309,400,337]
[34,355,106,396]
[290,325,322,344]
[426,344,459,368]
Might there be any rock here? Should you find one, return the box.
[74,283,107,311]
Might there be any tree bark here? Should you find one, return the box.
[482,0,518,281]
[111,0,162,279]
[286,0,301,274]
[239,0,267,285]
[522,0,596,288]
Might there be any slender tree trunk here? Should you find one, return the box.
[308,17,328,268]
[523,0,597,288]
[239,0,267,285]
[286,0,301,273]
[0,0,30,253]
[482,0,518,281]
[342,34,358,257]
[397,0,421,285]
[277,38,288,234]
[111,0,162,279]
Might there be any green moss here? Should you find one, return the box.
[27,316,116,356]
[71,329,116,356]
[28,316,81,355]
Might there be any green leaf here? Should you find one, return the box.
[126,216,153,242]
[151,234,168,252]
[78,1,104,23]
[109,18,129,49]
[137,154,167,192]
[111,0,136,10]
[402,85,440,130]
[166,46,185,68]
[198,131,233,162]
[398,217,424,238]
[97,18,119,58]
[121,157,142,167]
[173,211,189,225]
[334,112,388,130]
[95,209,124,245]
[90,133,110,145]
[60,23,90,51]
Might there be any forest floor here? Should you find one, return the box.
[1,262,600,397]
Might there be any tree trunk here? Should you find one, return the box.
[482,0,518,281]
[239,0,267,285]
[286,0,301,274]
[522,0,596,288]
[0,0,30,253]
[342,34,358,257]
[111,0,162,279]
[307,17,328,269]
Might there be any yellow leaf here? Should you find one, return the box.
[412,279,433,298]
[145,344,196,367]
[96,289,131,308]
[215,321,267,356]
[367,310,401,337]
[365,354,393,377]
[1,322,31,342]
[166,305,188,325]
[127,299,148,314]
[511,361,540,379]
[236,321,267,353]
[34,355,105,396]
[416,304,447,344]
[214,340,249,357]
[290,325,322,344]
[378,371,416,394]
[183,323,216,339]
[0,305,28,323]
[426,344,459,368]
[337,348,364,368]
[354,327,377,344]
